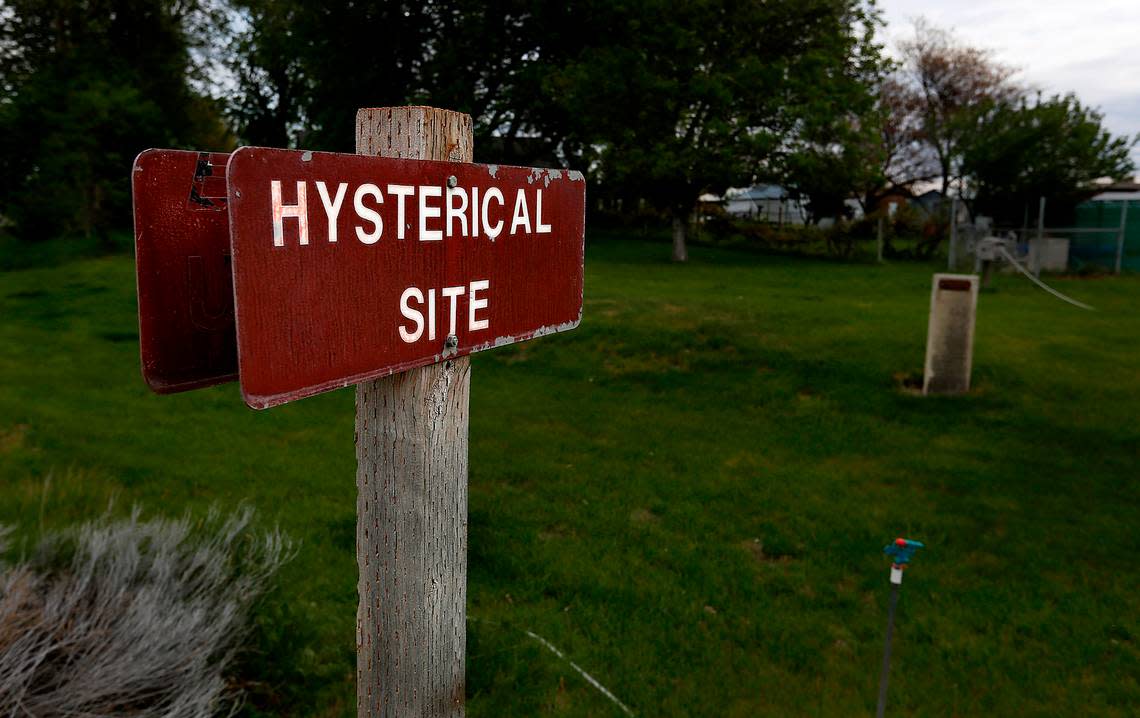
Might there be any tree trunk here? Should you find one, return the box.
[671,211,689,262]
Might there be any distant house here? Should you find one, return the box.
[869,188,953,218]
[911,189,944,215]
[873,190,910,217]
[1089,180,1140,204]
[1090,180,1140,200]
[722,185,808,224]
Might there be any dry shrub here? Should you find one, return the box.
[0,508,293,718]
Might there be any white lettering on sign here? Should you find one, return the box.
[267,179,558,345]
[268,181,553,246]
[471,187,480,237]
[510,188,531,235]
[271,180,309,247]
[536,190,552,234]
[388,184,415,239]
[441,285,465,336]
[469,280,489,330]
[482,187,504,241]
[398,281,492,344]
[398,287,425,342]
[419,185,443,241]
[447,188,468,237]
[354,184,383,244]
[315,182,347,242]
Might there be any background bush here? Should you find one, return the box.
[0,507,293,718]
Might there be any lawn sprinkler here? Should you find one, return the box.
[875,537,924,718]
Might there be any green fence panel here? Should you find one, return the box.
[1073,200,1140,271]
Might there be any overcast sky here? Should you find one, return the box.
[878,0,1140,170]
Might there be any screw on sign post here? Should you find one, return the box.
[355,107,471,717]
[131,105,586,718]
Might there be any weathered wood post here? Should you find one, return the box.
[355,107,472,717]
[134,104,585,718]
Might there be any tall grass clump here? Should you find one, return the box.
[0,507,294,717]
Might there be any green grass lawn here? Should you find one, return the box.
[2,237,1138,716]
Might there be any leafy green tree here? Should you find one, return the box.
[226,0,575,163]
[784,18,892,223]
[784,129,872,224]
[961,94,1136,223]
[225,1,887,263]
[226,1,435,151]
[537,0,885,261]
[0,0,229,241]
[224,0,306,148]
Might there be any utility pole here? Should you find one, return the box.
[1034,196,1046,276]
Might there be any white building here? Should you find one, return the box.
[722,185,809,224]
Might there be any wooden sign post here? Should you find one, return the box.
[132,106,586,717]
[354,107,471,717]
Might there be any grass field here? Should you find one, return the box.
[1,237,1138,716]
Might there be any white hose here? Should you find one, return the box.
[524,630,636,715]
[997,246,1095,311]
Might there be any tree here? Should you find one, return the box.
[225,0,582,165]
[416,0,559,156]
[960,93,1136,223]
[785,126,874,224]
[894,19,1019,198]
[224,1,887,263]
[537,0,885,261]
[224,0,306,147]
[853,76,936,208]
[0,0,229,241]
[226,1,441,151]
[784,11,893,223]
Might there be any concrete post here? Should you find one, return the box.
[923,273,980,395]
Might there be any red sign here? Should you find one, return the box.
[226,147,585,409]
[133,149,238,393]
